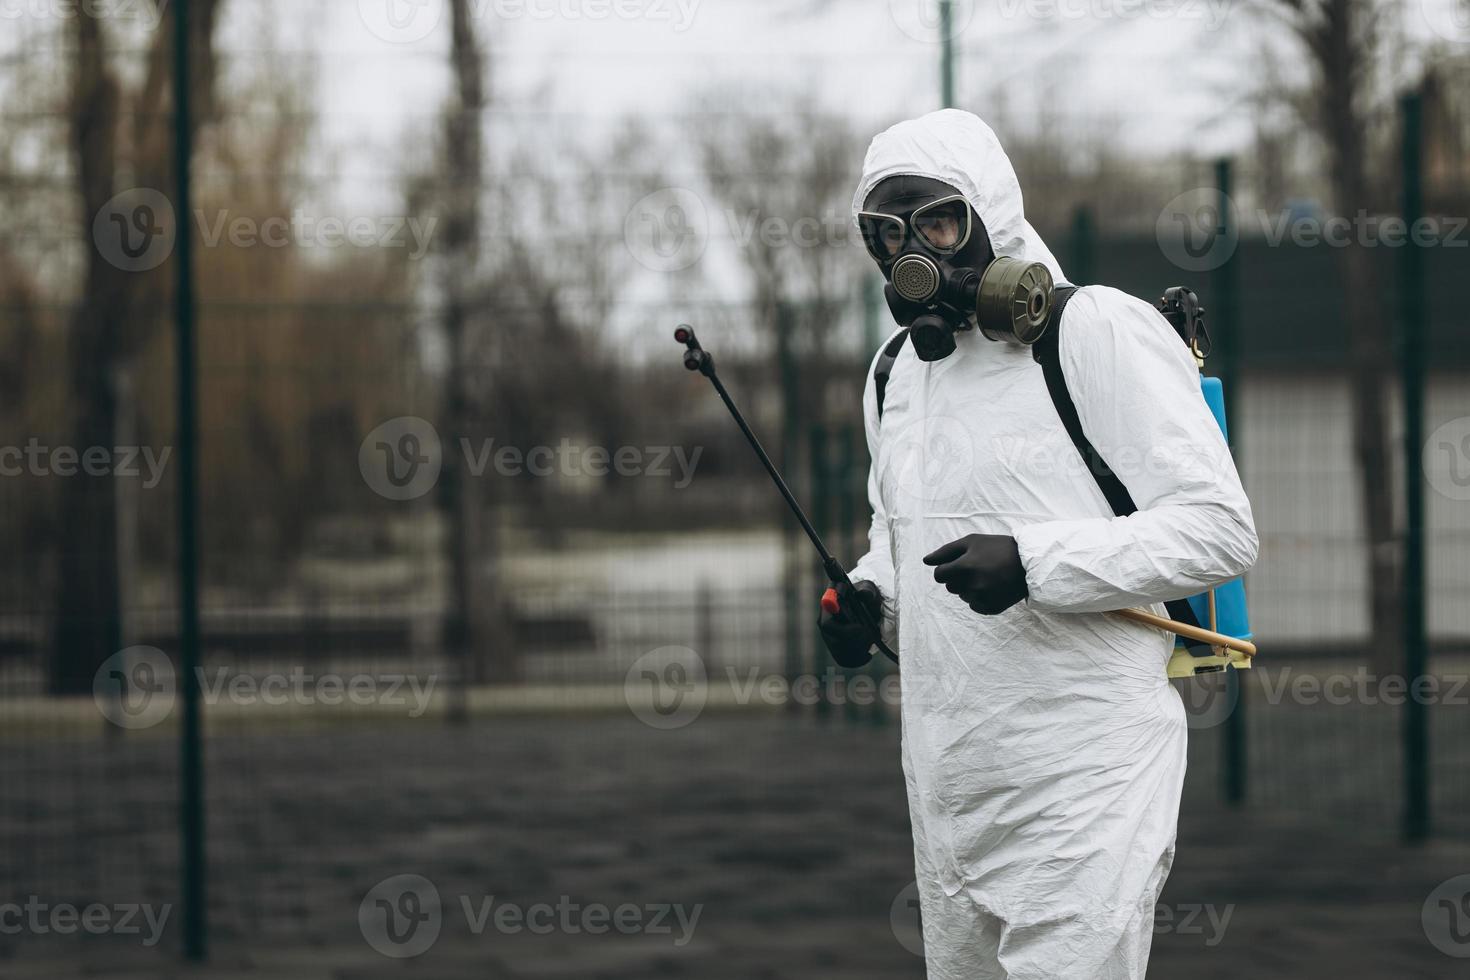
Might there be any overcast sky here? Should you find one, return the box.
[4,0,1462,352]
[243,0,1459,353]
[308,0,1266,160]
[276,0,1462,213]
[2,0,1462,182]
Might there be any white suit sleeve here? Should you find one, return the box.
[848,333,900,642]
[1013,289,1259,613]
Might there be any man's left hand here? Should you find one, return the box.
[922,534,1029,615]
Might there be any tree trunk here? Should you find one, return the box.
[440,0,510,700]
[52,2,223,693]
[52,9,123,694]
[1314,0,1400,670]
[1343,244,1400,671]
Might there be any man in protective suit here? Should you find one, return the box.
[819,109,1258,978]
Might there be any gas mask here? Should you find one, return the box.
[859,176,1055,361]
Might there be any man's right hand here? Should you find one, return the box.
[818,580,884,668]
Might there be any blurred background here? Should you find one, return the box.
[2,0,1470,976]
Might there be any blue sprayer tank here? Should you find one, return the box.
[1183,375,1252,649]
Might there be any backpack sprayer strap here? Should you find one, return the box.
[1031,286,1211,647]
[873,327,910,421]
[865,283,1226,655]
[1030,286,1140,520]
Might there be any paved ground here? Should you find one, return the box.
[1,710,1467,978]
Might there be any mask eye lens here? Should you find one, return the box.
[858,213,904,262]
[913,199,969,252]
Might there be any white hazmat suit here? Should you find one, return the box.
[847,110,1258,979]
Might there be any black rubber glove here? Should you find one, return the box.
[922,534,1029,615]
[818,580,883,668]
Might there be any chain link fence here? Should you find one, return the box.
[2,1,1469,968]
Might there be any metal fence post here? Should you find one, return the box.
[1069,205,1094,287]
[863,275,882,355]
[172,0,207,960]
[778,301,803,694]
[939,0,955,109]
[1400,90,1430,843]
[697,580,715,681]
[834,425,863,725]
[1213,157,1248,807]
[810,424,832,717]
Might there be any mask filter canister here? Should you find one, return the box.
[973,257,1054,345]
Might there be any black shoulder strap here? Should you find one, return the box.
[1033,286,1207,643]
[873,328,909,420]
[867,286,1208,644]
[1031,287,1135,517]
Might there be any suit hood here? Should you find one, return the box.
[852,108,1068,286]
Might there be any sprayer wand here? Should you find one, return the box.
[675,325,898,666]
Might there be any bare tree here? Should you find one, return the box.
[694,98,867,674]
[52,3,224,693]
[1420,62,1470,216]
[1263,0,1401,668]
[437,0,497,693]
[694,99,866,411]
[424,8,640,683]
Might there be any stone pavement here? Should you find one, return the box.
[1,713,1466,978]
